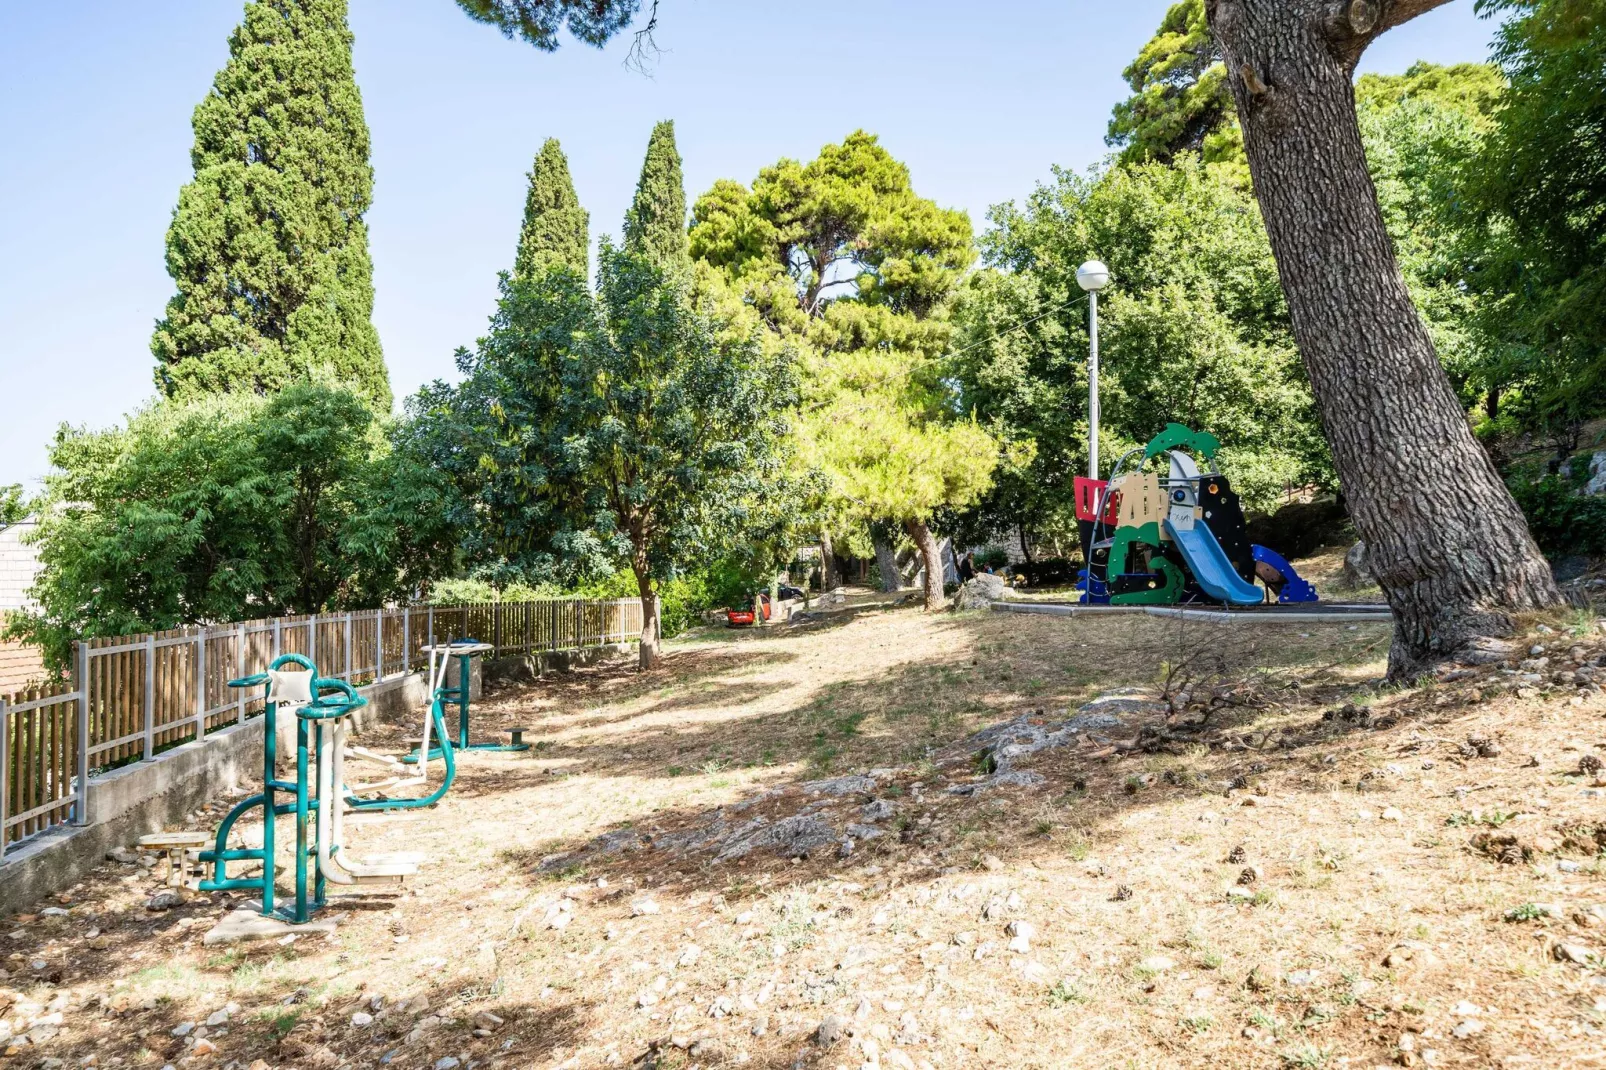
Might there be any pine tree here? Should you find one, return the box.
[623,120,689,267]
[152,0,391,411]
[513,138,589,280]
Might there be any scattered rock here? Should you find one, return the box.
[1341,541,1372,588]
[630,898,660,917]
[815,1014,845,1046]
[861,799,895,822]
[802,774,878,797]
[1554,943,1596,965]
[954,574,1010,610]
[351,1012,374,1028]
[146,890,183,912]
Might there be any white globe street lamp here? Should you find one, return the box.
[1076,260,1111,479]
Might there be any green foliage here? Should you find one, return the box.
[454,0,640,51]
[7,383,453,669]
[1507,475,1606,555]
[0,485,29,529]
[624,121,689,268]
[152,0,389,410]
[514,138,589,280]
[1460,0,1606,449]
[1106,0,1240,176]
[692,132,994,536]
[953,156,1324,544]
[1354,61,1505,118]
[430,242,799,598]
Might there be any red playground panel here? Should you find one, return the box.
[1074,476,1121,525]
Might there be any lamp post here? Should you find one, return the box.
[1075,260,1111,480]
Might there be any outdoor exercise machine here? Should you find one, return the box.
[338,641,498,812]
[1074,423,1318,608]
[198,654,420,924]
[400,640,527,761]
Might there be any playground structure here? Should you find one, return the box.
[198,654,420,924]
[1075,423,1318,608]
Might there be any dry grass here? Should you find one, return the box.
[9,592,1606,1070]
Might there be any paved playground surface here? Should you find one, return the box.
[6,592,1605,1069]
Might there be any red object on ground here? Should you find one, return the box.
[726,595,770,627]
[1074,476,1121,525]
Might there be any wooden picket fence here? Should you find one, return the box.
[0,598,641,855]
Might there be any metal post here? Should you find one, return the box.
[1088,289,1100,480]
[343,613,352,682]
[195,632,207,744]
[427,606,435,654]
[403,608,411,676]
[143,635,156,761]
[376,609,385,681]
[236,623,247,724]
[308,612,318,673]
[74,642,89,825]
[1,698,11,854]
[273,617,282,664]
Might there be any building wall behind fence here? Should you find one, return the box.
[1,597,642,856]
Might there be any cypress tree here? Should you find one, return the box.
[152,0,391,411]
[623,120,689,267]
[513,138,589,280]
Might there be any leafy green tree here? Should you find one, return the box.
[0,485,28,529]
[691,132,991,608]
[444,246,797,667]
[1460,0,1606,457]
[8,383,450,669]
[455,0,646,51]
[1107,0,1241,174]
[425,127,799,667]
[624,120,689,268]
[514,138,589,280]
[152,0,390,410]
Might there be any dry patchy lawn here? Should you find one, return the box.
[8,595,1606,1070]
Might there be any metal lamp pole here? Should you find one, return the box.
[1075,260,1111,480]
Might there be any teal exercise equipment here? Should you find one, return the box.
[400,640,526,762]
[340,641,468,812]
[198,655,419,924]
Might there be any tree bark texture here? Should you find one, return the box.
[635,569,660,670]
[1207,0,1560,677]
[819,531,839,592]
[905,518,947,612]
[872,523,903,593]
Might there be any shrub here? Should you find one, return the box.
[1509,474,1606,555]
[6,383,458,670]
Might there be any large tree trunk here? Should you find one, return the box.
[871,521,902,593]
[904,518,947,612]
[818,530,839,592]
[634,567,660,670]
[1207,0,1560,678]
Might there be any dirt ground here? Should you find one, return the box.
[7,590,1606,1070]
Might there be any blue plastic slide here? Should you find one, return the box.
[1164,519,1265,605]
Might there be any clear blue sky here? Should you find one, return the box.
[0,0,1500,489]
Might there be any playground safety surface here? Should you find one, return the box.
[6,584,1606,1070]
